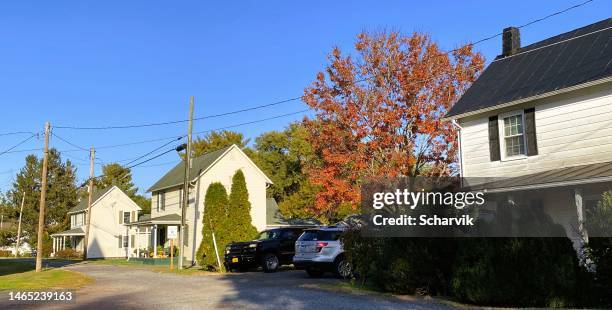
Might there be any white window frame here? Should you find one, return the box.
[498,110,528,161]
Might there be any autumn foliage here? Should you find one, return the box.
[302,31,484,220]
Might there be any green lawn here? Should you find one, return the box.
[0,261,92,290]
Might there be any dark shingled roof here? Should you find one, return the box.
[447,18,612,118]
[68,186,113,213]
[147,146,232,192]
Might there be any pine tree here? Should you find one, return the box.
[196,182,229,269]
[7,149,78,255]
[228,170,258,241]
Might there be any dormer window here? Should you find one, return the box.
[501,112,526,158]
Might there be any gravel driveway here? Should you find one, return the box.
[1,261,455,309]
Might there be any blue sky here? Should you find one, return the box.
[0,0,610,195]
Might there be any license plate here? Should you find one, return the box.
[232,257,239,263]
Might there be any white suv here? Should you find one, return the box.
[293,227,352,278]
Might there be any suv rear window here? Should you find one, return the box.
[298,230,342,241]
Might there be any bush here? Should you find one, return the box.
[55,248,82,259]
[228,170,258,242]
[0,250,12,257]
[196,182,230,270]
[451,238,582,307]
[343,233,597,307]
[342,230,456,295]
[584,190,612,305]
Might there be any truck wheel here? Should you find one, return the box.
[262,253,279,273]
[306,268,324,278]
[334,256,352,279]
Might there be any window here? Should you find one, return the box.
[123,236,129,248]
[501,112,526,158]
[123,212,131,224]
[158,192,166,211]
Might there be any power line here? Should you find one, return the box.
[0,135,37,157]
[19,1,594,134]
[52,132,89,151]
[124,136,184,166]
[0,131,35,138]
[439,0,595,55]
[53,96,306,130]
[126,148,177,170]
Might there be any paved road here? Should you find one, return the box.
[1,262,455,309]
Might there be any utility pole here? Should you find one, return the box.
[15,193,25,257]
[83,147,95,259]
[35,122,50,272]
[178,96,194,269]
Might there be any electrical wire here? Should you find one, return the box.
[49,0,594,131]
[0,135,37,157]
[0,131,35,137]
[124,136,184,166]
[126,148,177,170]
[52,132,89,151]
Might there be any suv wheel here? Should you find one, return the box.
[262,253,279,272]
[334,257,352,279]
[306,267,324,278]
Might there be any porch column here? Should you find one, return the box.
[153,225,158,257]
[52,237,56,255]
[574,188,589,244]
[136,226,140,258]
[63,236,66,250]
[127,227,131,260]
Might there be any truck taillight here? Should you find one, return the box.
[315,242,328,252]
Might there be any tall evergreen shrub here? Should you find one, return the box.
[196,182,229,270]
[228,170,258,241]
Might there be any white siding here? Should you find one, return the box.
[86,187,141,258]
[460,83,612,178]
[186,146,269,263]
[151,187,182,218]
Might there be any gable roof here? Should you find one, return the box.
[68,186,114,213]
[147,144,272,192]
[446,18,612,119]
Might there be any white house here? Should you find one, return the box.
[128,144,273,265]
[446,19,612,250]
[51,186,142,258]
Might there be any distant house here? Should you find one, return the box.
[446,19,612,250]
[127,144,273,264]
[51,186,142,258]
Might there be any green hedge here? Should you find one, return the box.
[342,232,608,308]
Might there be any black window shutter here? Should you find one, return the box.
[524,108,538,156]
[488,116,501,161]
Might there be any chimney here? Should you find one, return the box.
[502,27,520,56]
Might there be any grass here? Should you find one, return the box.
[0,261,92,290]
[87,258,216,276]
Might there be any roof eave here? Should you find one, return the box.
[443,76,612,121]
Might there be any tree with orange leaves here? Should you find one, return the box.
[302,31,484,221]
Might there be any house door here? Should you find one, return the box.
[158,226,167,247]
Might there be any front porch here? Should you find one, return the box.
[127,213,182,260]
[50,227,85,256]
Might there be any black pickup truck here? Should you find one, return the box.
[224,227,308,272]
